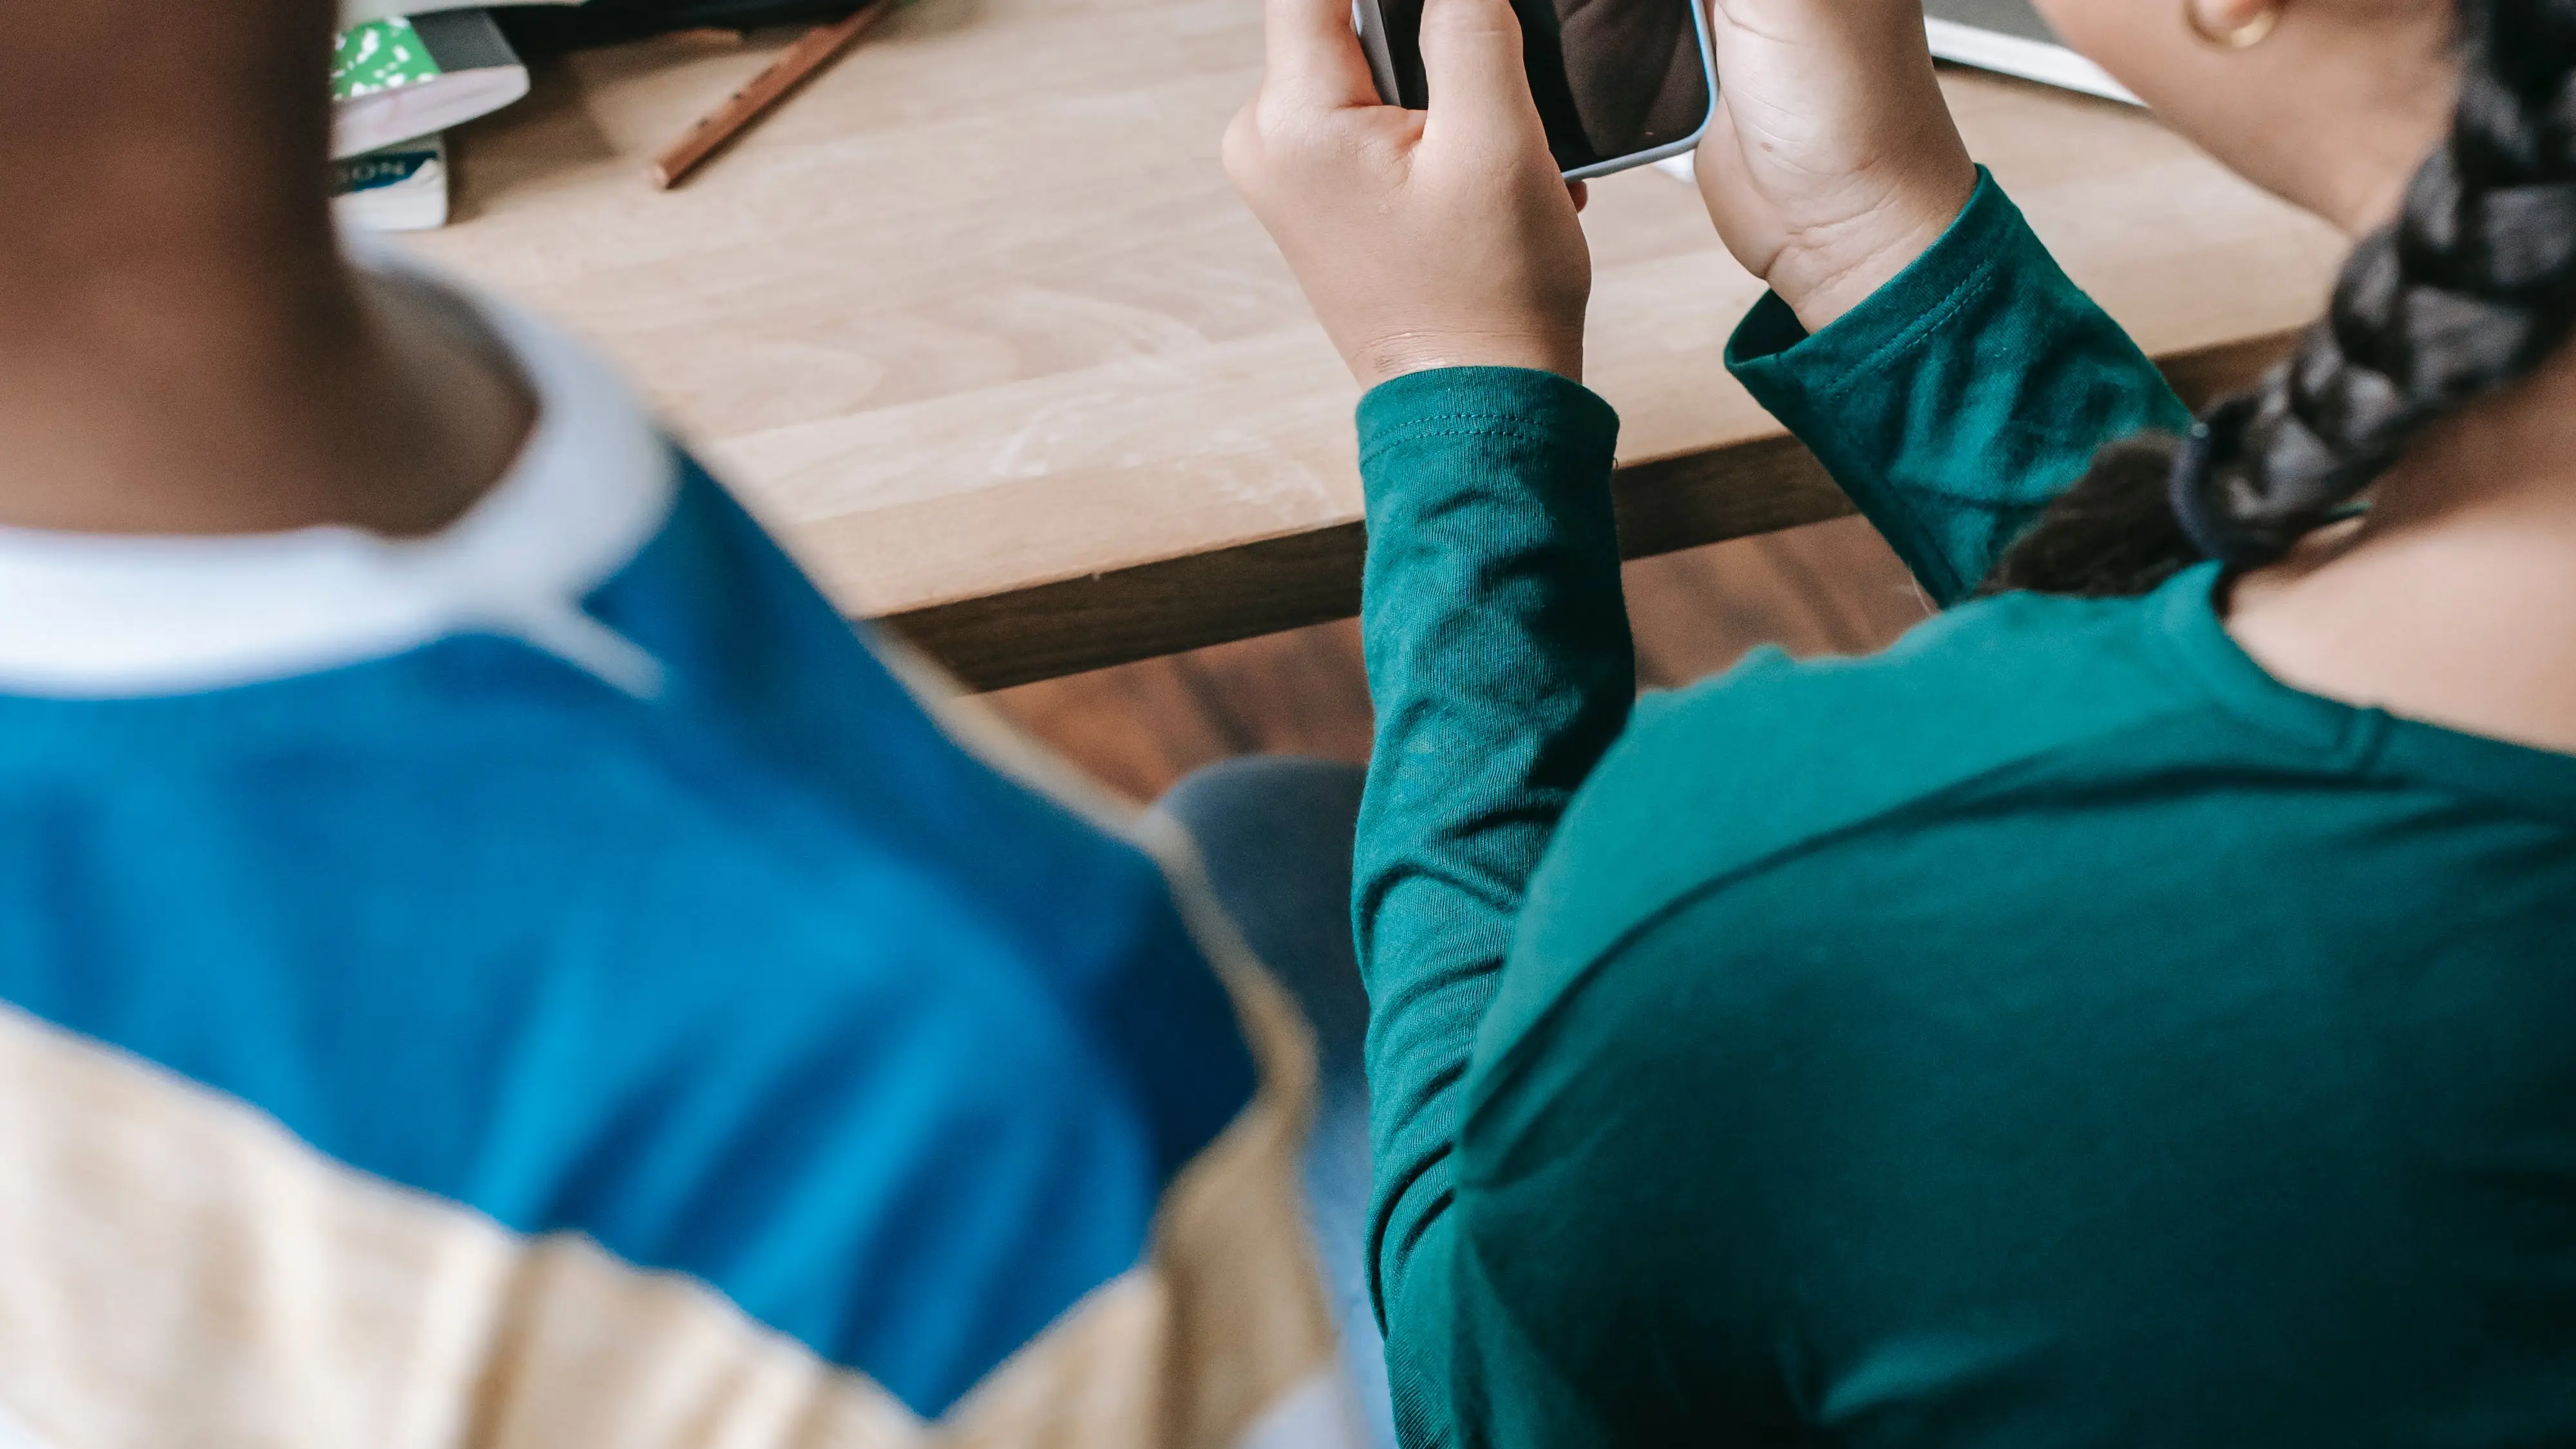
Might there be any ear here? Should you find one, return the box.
[2186,0,2286,49]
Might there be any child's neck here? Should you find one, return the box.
[2227,352,2576,755]
[0,0,529,539]
[0,221,534,540]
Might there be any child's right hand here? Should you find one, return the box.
[1694,0,1979,332]
[1225,0,1593,388]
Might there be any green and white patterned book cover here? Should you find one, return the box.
[328,10,526,159]
[332,19,442,102]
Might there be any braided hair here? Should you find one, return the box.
[1985,0,2576,597]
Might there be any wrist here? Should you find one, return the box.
[1349,325,1584,390]
[1762,160,1980,334]
[1356,364,1620,504]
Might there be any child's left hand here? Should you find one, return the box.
[1224,0,1594,388]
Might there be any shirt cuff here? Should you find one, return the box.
[1356,367,1621,504]
[1725,166,2025,390]
[1716,166,2192,605]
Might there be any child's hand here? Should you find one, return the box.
[1696,0,1978,331]
[1226,0,1593,386]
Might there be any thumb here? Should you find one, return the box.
[1416,0,1546,142]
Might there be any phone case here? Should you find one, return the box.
[1349,0,1716,180]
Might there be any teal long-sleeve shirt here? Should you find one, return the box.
[1352,173,2576,1447]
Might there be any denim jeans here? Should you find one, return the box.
[1155,757,1394,1449]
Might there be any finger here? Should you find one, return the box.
[1417,0,1544,140]
[1262,0,1381,109]
[1567,178,1588,213]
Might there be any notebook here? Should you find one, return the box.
[340,0,576,27]
[333,134,451,232]
[1922,0,2139,104]
[330,11,529,160]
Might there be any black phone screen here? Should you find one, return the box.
[1361,0,1713,174]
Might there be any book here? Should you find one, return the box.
[339,0,577,28]
[330,11,529,160]
[332,134,451,232]
[1922,0,2139,104]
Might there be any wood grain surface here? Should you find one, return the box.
[412,1,2346,686]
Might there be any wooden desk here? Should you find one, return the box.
[415,1,2346,690]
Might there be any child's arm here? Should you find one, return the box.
[1220,5,1612,1425]
[1347,365,1630,1443]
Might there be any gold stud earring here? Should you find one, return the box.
[2185,0,2283,49]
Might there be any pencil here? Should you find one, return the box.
[647,0,896,190]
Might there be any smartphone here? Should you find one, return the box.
[1353,0,1716,179]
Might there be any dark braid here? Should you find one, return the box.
[1985,0,2576,597]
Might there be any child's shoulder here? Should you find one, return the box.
[1508,585,2223,985]
[1620,585,2193,817]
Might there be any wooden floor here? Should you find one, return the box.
[985,515,1935,803]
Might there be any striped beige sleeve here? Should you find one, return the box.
[0,940,1343,1449]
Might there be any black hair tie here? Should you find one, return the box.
[2167,396,2259,565]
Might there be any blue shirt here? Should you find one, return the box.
[0,267,1256,1417]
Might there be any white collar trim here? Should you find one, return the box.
[0,239,679,701]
